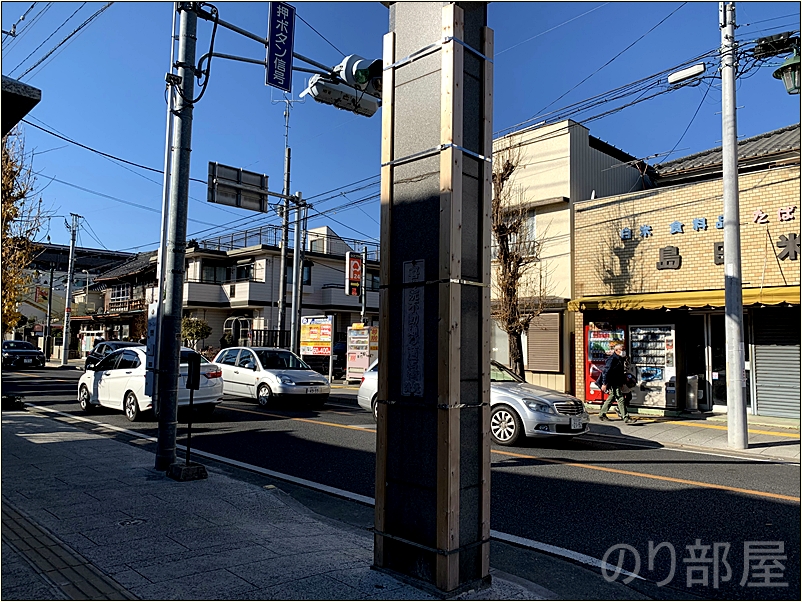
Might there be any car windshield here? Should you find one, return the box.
[3,341,35,350]
[490,362,524,383]
[255,349,309,370]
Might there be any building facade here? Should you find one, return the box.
[491,120,646,392]
[72,225,379,357]
[569,124,800,418]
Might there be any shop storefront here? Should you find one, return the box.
[570,125,800,418]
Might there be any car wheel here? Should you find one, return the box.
[257,384,272,407]
[78,385,93,413]
[490,405,523,446]
[371,395,378,422]
[124,392,139,422]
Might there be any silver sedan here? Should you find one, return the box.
[357,359,589,445]
[213,346,331,408]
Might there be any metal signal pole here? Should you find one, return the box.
[155,3,197,471]
[720,1,748,449]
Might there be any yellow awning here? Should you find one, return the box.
[568,286,800,312]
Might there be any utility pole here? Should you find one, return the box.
[60,214,80,366]
[274,96,301,343]
[360,247,367,324]
[45,264,54,358]
[155,3,197,471]
[720,1,748,449]
[289,195,305,355]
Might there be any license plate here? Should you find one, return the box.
[570,416,582,430]
[24,358,32,364]
[307,387,320,394]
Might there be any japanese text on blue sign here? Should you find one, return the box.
[266,2,295,92]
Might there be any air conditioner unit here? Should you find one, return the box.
[86,302,96,313]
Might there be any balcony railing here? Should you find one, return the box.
[107,298,147,313]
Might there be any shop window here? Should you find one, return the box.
[527,312,561,372]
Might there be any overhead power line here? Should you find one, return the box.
[9,2,87,77]
[18,2,113,80]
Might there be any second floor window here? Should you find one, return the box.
[110,284,131,301]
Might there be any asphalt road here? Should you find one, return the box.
[3,367,799,601]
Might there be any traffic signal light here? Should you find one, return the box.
[300,74,381,117]
[334,55,382,99]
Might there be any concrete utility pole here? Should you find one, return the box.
[155,3,197,471]
[375,3,493,594]
[275,97,299,343]
[45,264,54,358]
[720,1,748,449]
[289,199,306,355]
[60,214,80,366]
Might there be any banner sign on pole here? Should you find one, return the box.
[265,2,296,92]
[300,315,332,356]
[345,251,362,297]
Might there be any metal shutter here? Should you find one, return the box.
[527,312,561,372]
[753,309,800,419]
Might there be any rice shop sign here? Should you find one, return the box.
[300,315,332,356]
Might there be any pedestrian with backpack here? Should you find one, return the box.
[598,343,634,424]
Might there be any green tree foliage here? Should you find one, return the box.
[181,317,212,349]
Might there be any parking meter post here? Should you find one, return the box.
[186,388,193,466]
[156,3,197,472]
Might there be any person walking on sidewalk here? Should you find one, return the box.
[598,343,634,423]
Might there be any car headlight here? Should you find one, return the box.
[2,352,10,358]
[277,375,295,385]
[524,398,554,414]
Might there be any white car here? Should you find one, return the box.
[77,346,223,421]
[213,346,331,408]
[357,359,590,445]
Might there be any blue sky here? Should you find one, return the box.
[3,1,800,252]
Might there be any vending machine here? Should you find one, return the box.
[628,324,677,409]
[346,325,378,382]
[584,322,626,402]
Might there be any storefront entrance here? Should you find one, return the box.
[686,312,751,412]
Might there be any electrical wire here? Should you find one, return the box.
[657,78,714,165]
[82,218,109,250]
[496,2,610,56]
[2,2,38,42]
[8,2,87,77]
[3,2,52,52]
[173,3,218,105]
[296,11,343,57]
[18,2,113,80]
[529,2,688,123]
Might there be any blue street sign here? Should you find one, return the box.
[266,2,295,92]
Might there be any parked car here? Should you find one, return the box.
[84,340,142,371]
[212,346,331,408]
[357,359,590,445]
[77,346,223,421]
[2,340,46,369]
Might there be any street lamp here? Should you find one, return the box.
[773,49,801,94]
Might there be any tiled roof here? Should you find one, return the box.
[94,251,157,281]
[654,123,800,176]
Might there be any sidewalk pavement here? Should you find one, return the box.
[586,408,800,462]
[1,408,552,601]
[44,358,85,370]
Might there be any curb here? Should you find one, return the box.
[582,430,801,464]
